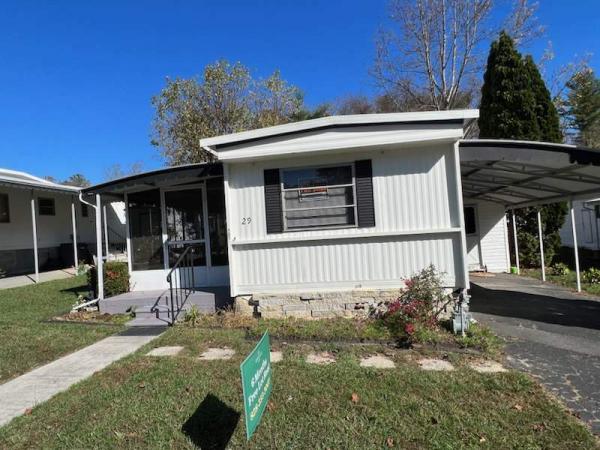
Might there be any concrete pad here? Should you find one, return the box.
[0,327,164,427]
[146,346,184,357]
[359,355,396,369]
[470,360,508,373]
[0,268,76,290]
[199,347,235,361]
[306,352,336,365]
[270,351,283,363]
[418,358,455,371]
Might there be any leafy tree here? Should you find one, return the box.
[480,32,567,267]
[562,67,600,148]
[63,173,91,187]
[291,103,332,121]
[151,60,303,165]
[479,32,540,140]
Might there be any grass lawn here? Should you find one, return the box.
[0,326,596,449]
[0,275,126,383]
[520,268,600,296]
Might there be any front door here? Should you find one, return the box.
[163,185,210,287]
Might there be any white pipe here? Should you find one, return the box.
[570,202,582,292]
[30,192,39,283]
[103,204,109,257]
[511,209,520,275]
[71,199,79,272]
[537,209,546,282]
[95,194,104,300]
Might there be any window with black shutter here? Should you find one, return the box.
[264,160,375,233]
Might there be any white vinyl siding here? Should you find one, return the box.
[471,200,510,273]
[225,142,465,295]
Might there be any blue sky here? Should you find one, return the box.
[0,1,598,184]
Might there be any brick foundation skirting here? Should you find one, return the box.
[234,289,404,319]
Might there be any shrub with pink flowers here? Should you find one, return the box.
[377,265,452,344]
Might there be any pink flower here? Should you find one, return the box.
[405,323,415,335]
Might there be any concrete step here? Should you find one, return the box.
[100,289,217,317]
[127,316,170,327]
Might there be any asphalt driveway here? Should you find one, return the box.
[470,273,600,434]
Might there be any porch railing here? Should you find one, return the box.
[165,244,197,325]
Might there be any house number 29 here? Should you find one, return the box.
[241,217,252,225]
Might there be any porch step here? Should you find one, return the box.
[99,289,219,320]
[127,316,170,327]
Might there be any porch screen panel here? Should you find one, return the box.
[165,189,206,267]
[128,189,164,270]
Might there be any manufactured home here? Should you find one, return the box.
[82,110,600,326]
[0,168,126,279]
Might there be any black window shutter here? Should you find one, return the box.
[264,169,283,234]
[355,160,375,228]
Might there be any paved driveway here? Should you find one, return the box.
[470,273,600,434]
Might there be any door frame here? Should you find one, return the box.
[464,204,484,270]
[160,182,212,272]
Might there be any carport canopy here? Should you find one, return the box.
[459,139,600,208]
[459,139,600,293]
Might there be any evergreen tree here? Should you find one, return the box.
[479,32,568,267]
[479,31,539,140]
[524,55,562,143]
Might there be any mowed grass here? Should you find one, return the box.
[0,275,125,382]
[520,268,600,297]
[0,327,596,449]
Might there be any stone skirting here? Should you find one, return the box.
[233,289,404,319]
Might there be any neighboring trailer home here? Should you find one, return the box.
[82,110,600,327]
[559,198,600,254]
[0,168,126,279]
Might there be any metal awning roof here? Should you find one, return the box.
[0,168,81,194]
[459,140,600,208]
[82,163,222,196]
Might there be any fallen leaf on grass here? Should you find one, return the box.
[512,403,523,411]
[479,436,487,443]
[351,393,359,403]
[138,382,146,389]
[267,401,275,412]
[386,437,394,447]
[24,408,32,416]
[532,423,546,432]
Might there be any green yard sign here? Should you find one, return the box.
[240,331,272,440]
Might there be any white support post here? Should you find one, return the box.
[30,192,39,283]
[537,209,546,282]
[570,202,582,292]
[96,194,104,300]
[511,209,520,275]
[71,199,79,272]
[103,204,109,258]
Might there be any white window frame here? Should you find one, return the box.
[280,163,358,232]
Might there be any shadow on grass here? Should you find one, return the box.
[182,394,240,450]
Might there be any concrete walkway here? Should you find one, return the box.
[470,273,600,434]
[0,268,77,290]
[0,326,164,427]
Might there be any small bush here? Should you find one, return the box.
[379,265,450,345]
[583,267,600,284]
[88,261,129,298]
[550,262,570,277]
